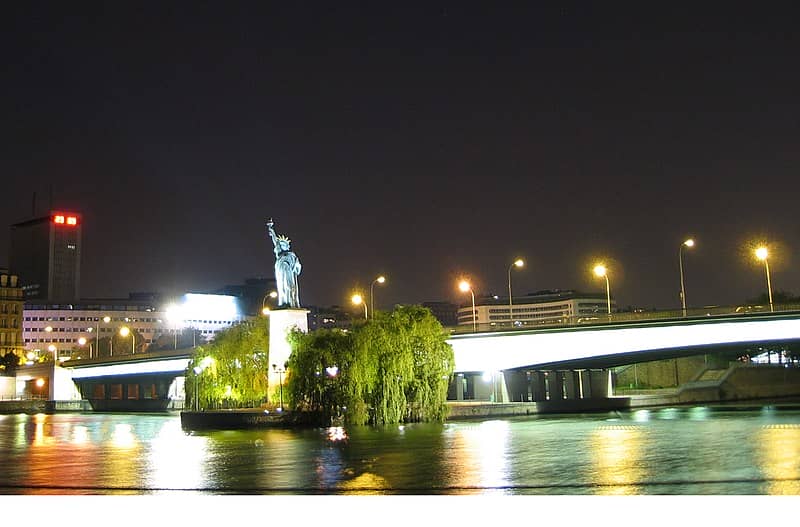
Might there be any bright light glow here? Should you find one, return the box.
[66,216,77,225]
[53,215,65,224]
[78,337,87,346]
[26,352,35,360]
[71,358,191,379]
[261,307,271,315]
[513,259,524,268]
[269,291,278,298]
[44,326,52,332]
[103,316,111,323]
[482,371,492,382]
[376,276,386,284]
[684,239,695,247]
[351,293,364,305]
[200,356,215,369]
[35,378,45,388]
[119,326,130,337]
[47,345,56,352]
[458,280,471,292]
[326,366,339,377]
[174,293,241,323]
[449,316,800,373]
[756,246,769,261]
[593,264,607,277]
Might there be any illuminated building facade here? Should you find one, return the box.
[22,293,247,362]
[0,272,24,359]
[10,211,82,301]
[457,289,615,328]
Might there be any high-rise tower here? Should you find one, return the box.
[9,211,82,301]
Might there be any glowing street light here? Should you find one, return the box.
[755,246,774,312]
[351,293,367,320]
[458,280,477,332]
[507,258,524,327]
[679,238,695,317]
[370,276,386,320]
[261,291,278,316]
[47,344,57,362]
[593,264,612,315]
[119,326,135,355]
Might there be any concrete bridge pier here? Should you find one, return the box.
[504,370,530,403]
[580,369,611,398]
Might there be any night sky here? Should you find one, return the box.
[3,3,800,312]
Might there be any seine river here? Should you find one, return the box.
[1,406,799,495]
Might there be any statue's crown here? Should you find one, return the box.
[277,234,291,244]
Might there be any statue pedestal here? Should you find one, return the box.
[268,308,309,396]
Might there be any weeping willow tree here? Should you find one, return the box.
[287,305,454,425]
[185,320,270,410]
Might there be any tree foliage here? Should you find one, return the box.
[185,320,270,409]
[287,305,454,425]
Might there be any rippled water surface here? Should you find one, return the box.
[1,407,799,494]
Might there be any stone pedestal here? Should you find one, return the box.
[268,308,309,392]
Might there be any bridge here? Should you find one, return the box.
[10,307,799,411]
[446,310,800,403]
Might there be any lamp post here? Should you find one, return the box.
[593,264,612,316]
[351,293,368,320]
[262,291,278,316]
[47,344,57,363]
[77,336,89,359]
[679,239,695,317]
[458,280,477,332]
[272,363,286,411]
[119,326,135,355]
[370,276,386,320]
[507,258,524,327]
[755,246,774,312]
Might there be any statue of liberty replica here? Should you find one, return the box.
[267,219,302,308]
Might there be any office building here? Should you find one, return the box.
[457,289,614,328]
[10,211,82,301]
[0,272,24,359]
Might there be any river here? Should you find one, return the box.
[1,406,799,495]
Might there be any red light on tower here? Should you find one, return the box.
[54,215,65,224]
[66,216,77,225]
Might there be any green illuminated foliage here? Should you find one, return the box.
[287,305,454,425]
[186,320,270,409]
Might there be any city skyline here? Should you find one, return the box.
[3,4,800,310]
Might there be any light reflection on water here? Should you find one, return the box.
[0,408,799,494]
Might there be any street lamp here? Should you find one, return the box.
[119,326,135,355]
[262,291,278,316]
[458,280,477,332]
[77,336,89,359]
[47,344,57,363]
[272,362,287,412]
[507,258,524,327]
[593,264,612,315]
[370,276,386,320]
[679,238,695,317]
[351,293,368,320]
[755,246,774,312]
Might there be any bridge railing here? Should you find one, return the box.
[447,303,800,335]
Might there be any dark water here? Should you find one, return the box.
[1,407,799,495]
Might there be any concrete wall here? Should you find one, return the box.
[616,356,710,389]
[0,376,15,399]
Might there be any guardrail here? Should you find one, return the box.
[447,303,800,335]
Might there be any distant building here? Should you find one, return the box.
[10,211,82,301]
[213,277,277,316]
[422,301,459,328]
[306,305,354,331]
[22,293,248,362]
[0,272,24,359]
[457,289,615,328]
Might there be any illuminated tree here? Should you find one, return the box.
[185,320,270,410]
[287,305,454,425]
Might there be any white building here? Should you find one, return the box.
[457,289,615,329]
[22,293,249,362]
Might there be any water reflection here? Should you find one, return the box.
[758,424,800,494]
[447,420,511,493]
[588,425,646,495]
